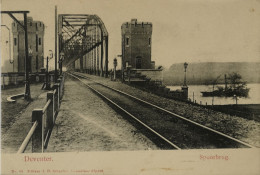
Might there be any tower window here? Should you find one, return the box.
[149,37,151,46]
[39,38,41,45]
[36,35,38,52]
[126,37,129,46]
[18,36,19,51]
[36,55,38,71]
[14,38,17,46]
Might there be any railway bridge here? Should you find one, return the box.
[58,14,109,77]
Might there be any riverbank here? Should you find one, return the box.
[209,104,260,122]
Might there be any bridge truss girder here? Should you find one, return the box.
[58,14,108,77]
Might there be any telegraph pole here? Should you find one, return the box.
[24,12,31,100]
[55,5,58,81]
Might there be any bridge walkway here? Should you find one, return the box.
[47,75,158,152]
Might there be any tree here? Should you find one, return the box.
[227,72,249,97]
[227,72,246,89]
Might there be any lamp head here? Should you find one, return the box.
[113,58,118,66]
[48,50,53,59]
[184,62,188,69]
[28,47,33,55]
[60,51,65,61]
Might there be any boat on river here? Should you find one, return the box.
[201,88,249,97]
[201,74,250,97]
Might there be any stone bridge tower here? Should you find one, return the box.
[12,17,45,73]
[121,19,154,70]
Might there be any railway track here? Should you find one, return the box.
[67,72,255,150]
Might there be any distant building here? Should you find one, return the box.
[1,26,13,73]
[12,17,45,73]
[121,19,154,69]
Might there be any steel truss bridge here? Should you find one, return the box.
[58,14,109,77]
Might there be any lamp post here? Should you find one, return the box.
[45,50,53,90]
[113,57,117,81]
[24,48,33,99]
[59,51,64,75]
[233,94,238,105]
[183,62,188,87]
[182,62,189,100]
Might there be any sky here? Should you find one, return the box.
[1,0,260,70]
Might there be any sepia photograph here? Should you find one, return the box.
[1,0,260,174]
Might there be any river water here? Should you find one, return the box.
[168,83,260,105]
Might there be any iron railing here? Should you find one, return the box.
[17,75,65,153]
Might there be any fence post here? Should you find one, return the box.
[59,75,64,98]
[60,76,63,98]
[2,75,5,89]
[47,92,54,129]
[32,109,43,153]
[62,75,65,95]
[57,84,60,108]
[57,77,62,99]
[53,83,59,114]
[53,90,55,123]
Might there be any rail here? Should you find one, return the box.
[17,75,65,153]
